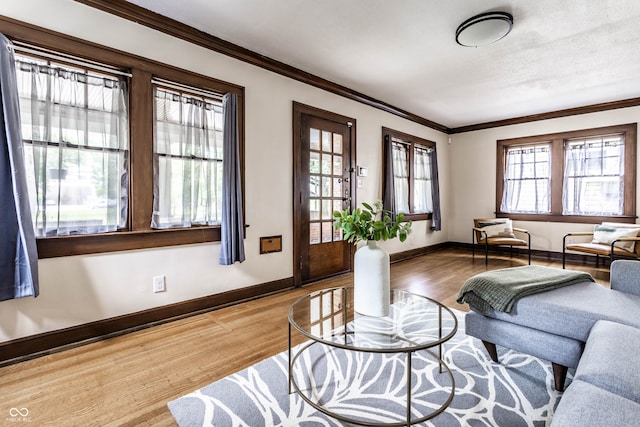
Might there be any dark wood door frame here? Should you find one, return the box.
[293,101,356,287]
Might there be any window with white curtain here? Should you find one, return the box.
[388,135,436,218]
[501,143,551,213]
[414,144,433,214]
[563,135,624,216]
[392,142,410,213]
[497,124,636,222]
[152,83,224,228]
[15,53,129,237]
[7,28,244,258]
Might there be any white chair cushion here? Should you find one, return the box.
[592,224,640,253]
[477,219,516,238]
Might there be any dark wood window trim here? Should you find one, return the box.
[0,16,245,258]
[382,127,435,222]
[496,124,637,224]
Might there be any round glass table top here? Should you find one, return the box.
[288,287,458,353]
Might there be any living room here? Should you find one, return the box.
[1,0,639,425]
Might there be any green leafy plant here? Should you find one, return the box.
[333,200,412,245]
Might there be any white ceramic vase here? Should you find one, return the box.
[354,240,390,317]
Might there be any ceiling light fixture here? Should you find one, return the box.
[456,11,513,47]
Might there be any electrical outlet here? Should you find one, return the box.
[153,275,166,293]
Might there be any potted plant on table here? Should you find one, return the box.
[334,200,412,316]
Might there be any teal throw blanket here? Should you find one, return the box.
[457,266,594,315]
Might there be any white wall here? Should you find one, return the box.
[449,107,640,251]
[0,0,450,342]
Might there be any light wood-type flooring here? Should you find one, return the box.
[0,248,610,426]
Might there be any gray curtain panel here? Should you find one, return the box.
[0,34,39,301]
[219,93,245,265]
[430,147,441,231]
[382,136,396,215]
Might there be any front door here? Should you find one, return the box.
[293,102,355,285]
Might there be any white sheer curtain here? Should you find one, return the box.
[413,144,433,214]
[15,55,128,236]
[501,144,551,213]
[563,137,624,215]
[152,87,223,228]
[392,142,409,213]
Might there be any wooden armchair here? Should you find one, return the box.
[472,218,531,265]
[562,222,640,268]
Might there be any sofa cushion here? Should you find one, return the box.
[611,260,640,297]
[574,320,640,403]
[487,282,640,342]
[550,379,640,427]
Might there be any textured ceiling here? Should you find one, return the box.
[124,0,640,129]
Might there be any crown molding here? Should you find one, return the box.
[74,0,449,133]
[449,97,640,134]
[30,1,640,135]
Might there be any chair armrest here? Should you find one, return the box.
[612,236,640,242]
[564,231,594,237]
[610,237,640,255]
[611,260,640,296]
[512,227,529,233]
[563,231,594,248]
[472,227,488,242]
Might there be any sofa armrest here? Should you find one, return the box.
[611,260,640,296]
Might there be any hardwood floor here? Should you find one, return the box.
[0,248,610,426]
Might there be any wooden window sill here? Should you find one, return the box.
[36,227,221,258]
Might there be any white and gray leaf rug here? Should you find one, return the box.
[168,311,569,426]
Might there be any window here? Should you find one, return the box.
[382,127,438,222]
[564,135,625,216]
[152,83,224,228]
[15,53,129,237]
[501,143,551,214]
[391,142,410,213]
[4,25,244,258]
[497,124,636,223]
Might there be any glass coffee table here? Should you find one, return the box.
[288,287,458,426]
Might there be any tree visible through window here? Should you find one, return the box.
[152,83,224,228]
[15,53,129,237]
[6,26,244,258]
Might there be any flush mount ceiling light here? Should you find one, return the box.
[456,11,513,47]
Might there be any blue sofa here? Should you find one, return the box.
[550,320,640,425]
[463,260,640,425]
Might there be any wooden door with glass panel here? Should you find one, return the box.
[296,112,354,284]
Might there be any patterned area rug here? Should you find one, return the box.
[168,310,569,426]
